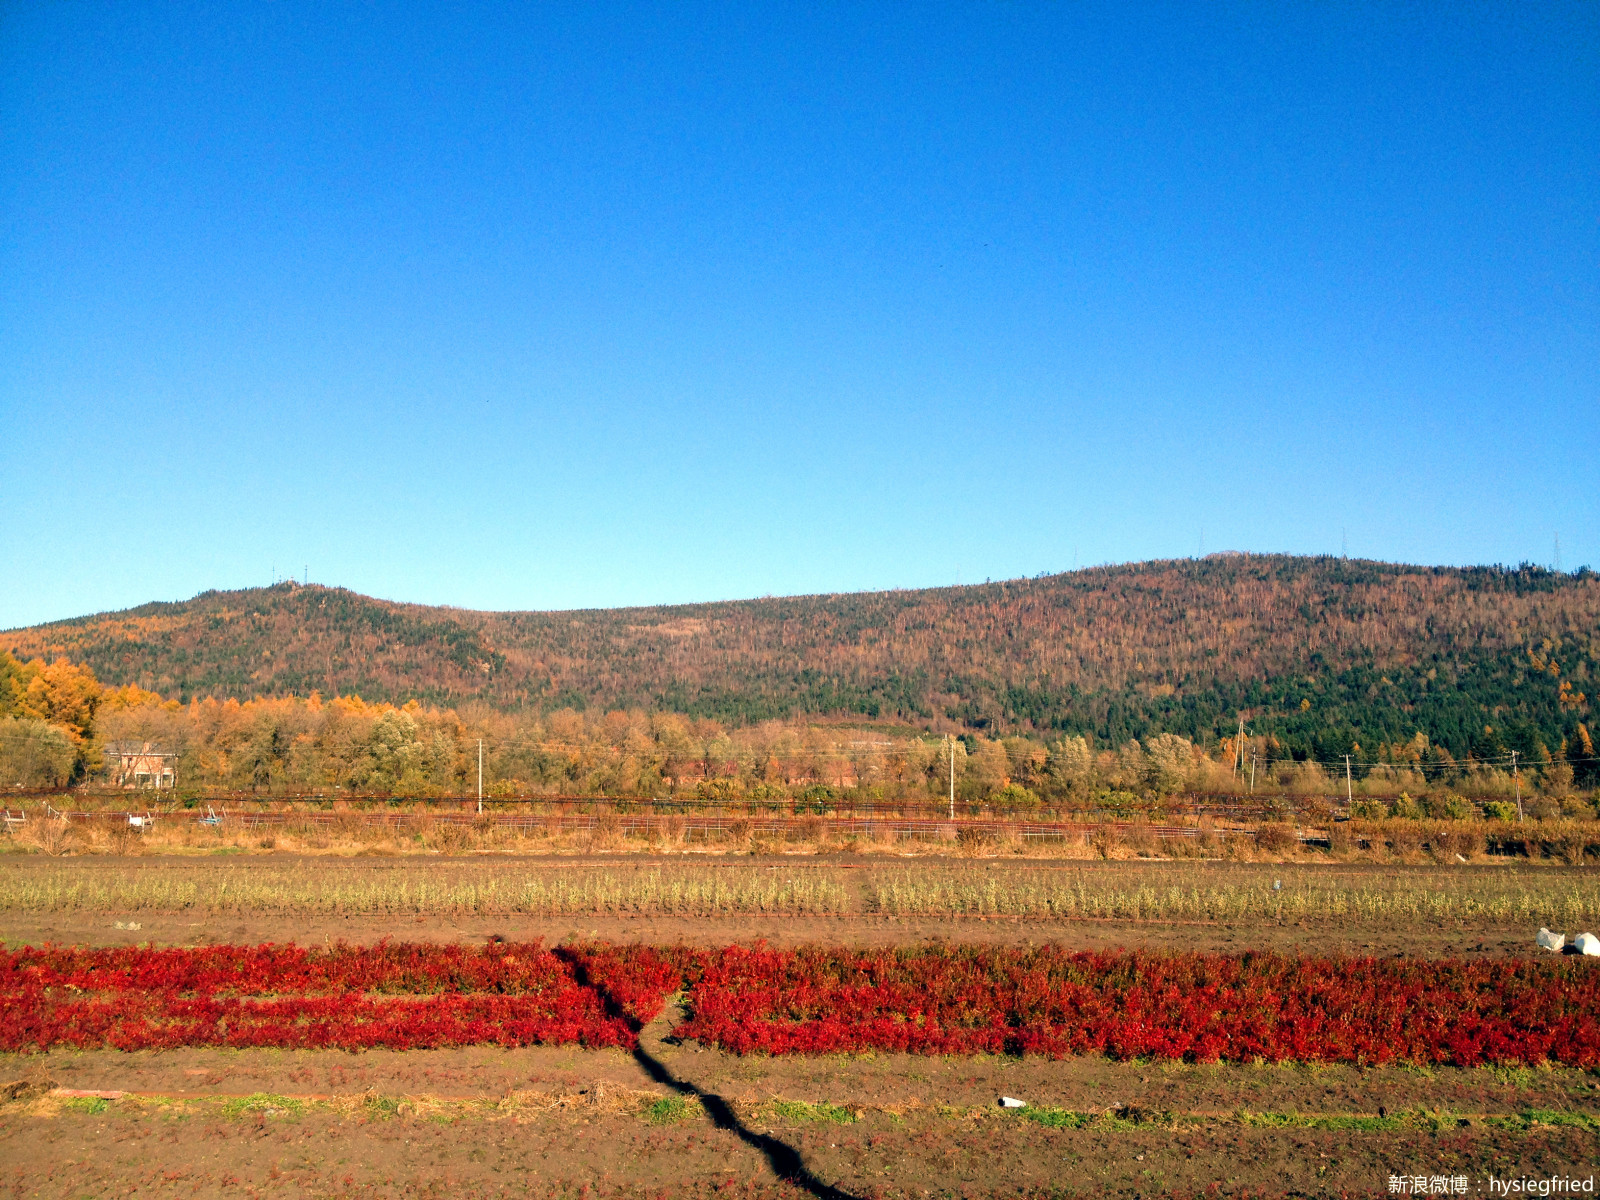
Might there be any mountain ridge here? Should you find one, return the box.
[6,556,1596,759]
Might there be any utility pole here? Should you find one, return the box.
[477,739,483,815]
[1344,754,1353,806]
[1249,752,1256,795]
[1233,715,1246,777]
[1512,750,1521,822]
[947,735,956,821]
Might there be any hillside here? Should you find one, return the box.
[5,557,1596,759]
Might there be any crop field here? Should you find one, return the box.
[2,852,1598,1197]
[4,855,1599,928]
[3,941,682,1053]
[0,858,858,918]
[11,940,1599,1069]
[674,945,1600,1066]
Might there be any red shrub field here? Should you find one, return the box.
[7,940,1599,1068]
[0,941,681,1052]
[672,945,1600,1068]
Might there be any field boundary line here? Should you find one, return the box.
[29,1090,1594,1128]
[32,809,1261,841]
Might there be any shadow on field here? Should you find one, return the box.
[554,947,860,1200]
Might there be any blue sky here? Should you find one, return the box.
[2,1,1596,629]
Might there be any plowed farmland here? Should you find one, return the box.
[3,852,1598,1198]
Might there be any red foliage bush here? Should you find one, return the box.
[671,945,1600,1068]
[10,939,1598,1068]
[0,940,680,1053]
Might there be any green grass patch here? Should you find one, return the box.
[1484,1064,1545,1089]
[1238,1109,1437,1132]
[1486,1109,1600,1132]
[61,1096,108,1115]
[363,1094,400,1119]
[220,1093,302,1119]
[766,1099,857,1125]
[644,1096,692,1125]
[1018,1107,1099,1130]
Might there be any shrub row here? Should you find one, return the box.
[672,945,1600,1068]
[7,941,1599,1068]
[0,941,681,1053]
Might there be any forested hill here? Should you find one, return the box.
[6,557,1597,759]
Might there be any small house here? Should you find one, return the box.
[104,741,177,789]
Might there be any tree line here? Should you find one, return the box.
[2,651,1595,813]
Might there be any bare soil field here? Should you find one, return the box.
[3,853,1598,1198]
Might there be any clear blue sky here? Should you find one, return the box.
[2,2,1596,630]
